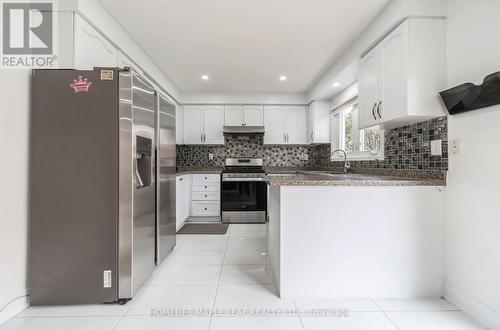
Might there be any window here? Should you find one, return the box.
[330,99,384,161]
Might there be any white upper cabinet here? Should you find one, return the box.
[224,105,264,126]
[286,106,308,144]
[73,15,118,70]
[176,104,183,144]
[358,18,447,129]
[183,105,224,144]
[264,106,286,144]
[263,105,308,145]
[243,105,264,126]
[359,46,382,129]
[224,105,244,126]
[203,105,224,144]
[380,21,408,122]
[308,101,331,144]
[183,105,204,144]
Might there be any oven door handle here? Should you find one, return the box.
[222,178,268,182]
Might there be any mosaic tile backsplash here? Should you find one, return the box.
[177,116,448,171]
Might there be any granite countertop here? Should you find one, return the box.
[176,166,224,176]
[265,167,446,187]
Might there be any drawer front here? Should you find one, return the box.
[193,174,220,184]
[192,183,220,192]
[191,201,220,216]
[192,192,220,201]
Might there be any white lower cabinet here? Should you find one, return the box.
[191,174,221,218]
[176,174,191,230]
[191,201,221,217]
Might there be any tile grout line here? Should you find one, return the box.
[207,226,230,330]
[371,299,401,330]
[293,299,306,330]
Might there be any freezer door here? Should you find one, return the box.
[157,95,177,263]
[130,73,157,294]
[30,69,119,304]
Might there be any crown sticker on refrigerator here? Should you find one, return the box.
[70,76,92,93]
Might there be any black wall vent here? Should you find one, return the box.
[439,71,500,115]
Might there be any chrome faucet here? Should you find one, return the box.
[332,149,351,173]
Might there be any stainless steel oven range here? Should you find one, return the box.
[221,158,267,223]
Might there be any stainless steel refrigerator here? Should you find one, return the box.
[29,68,176,305]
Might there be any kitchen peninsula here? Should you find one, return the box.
[267,170,446,299]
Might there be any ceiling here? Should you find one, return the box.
[99,0,390,93]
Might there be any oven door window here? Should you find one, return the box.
[222,181,267,211]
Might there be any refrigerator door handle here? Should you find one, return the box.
[135,160,145,188]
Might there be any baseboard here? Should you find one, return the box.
[176,219,186,232]
[0,290,29,326]
[444,284,500,330]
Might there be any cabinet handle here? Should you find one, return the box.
[311,132,314,142]
[376,101,382,119]
[204,208,208,211]
[205,195,207,198]
[372,103,377,120]
[205,186,207,189]
[179,178,183,181]
[201,133,204,143]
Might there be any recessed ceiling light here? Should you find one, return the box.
[332,82,341,87]
[279,75,287,81]
[201,75,209,81]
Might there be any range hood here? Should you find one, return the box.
[223,126,265,136]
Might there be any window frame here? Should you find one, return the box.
[330,98,384,161]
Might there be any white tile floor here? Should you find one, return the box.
[1,224,489,330]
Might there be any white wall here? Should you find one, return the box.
[76,0,181,101]
[308,0,447,102]
[0,1,181,324]
[0,71,31,324]
[444,1,500,329]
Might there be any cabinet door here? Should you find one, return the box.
[263,106,286,144]
[358,46,381,129]
[243,105,264,126]
[175,104,183,144]
[73,15,118,70]
[176,175,189,229]
[381,21,408,121]
[286,106,308,144]
[308,103,315,144]
[183,105,204,144]
[224,105,244,126]
[203,105,224,144]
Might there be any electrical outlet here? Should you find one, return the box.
[450,140,460,155]
[430,139,442,156]
[208,153,214,160]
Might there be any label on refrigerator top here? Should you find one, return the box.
[103,270,112,288]
[100,70,114,81]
